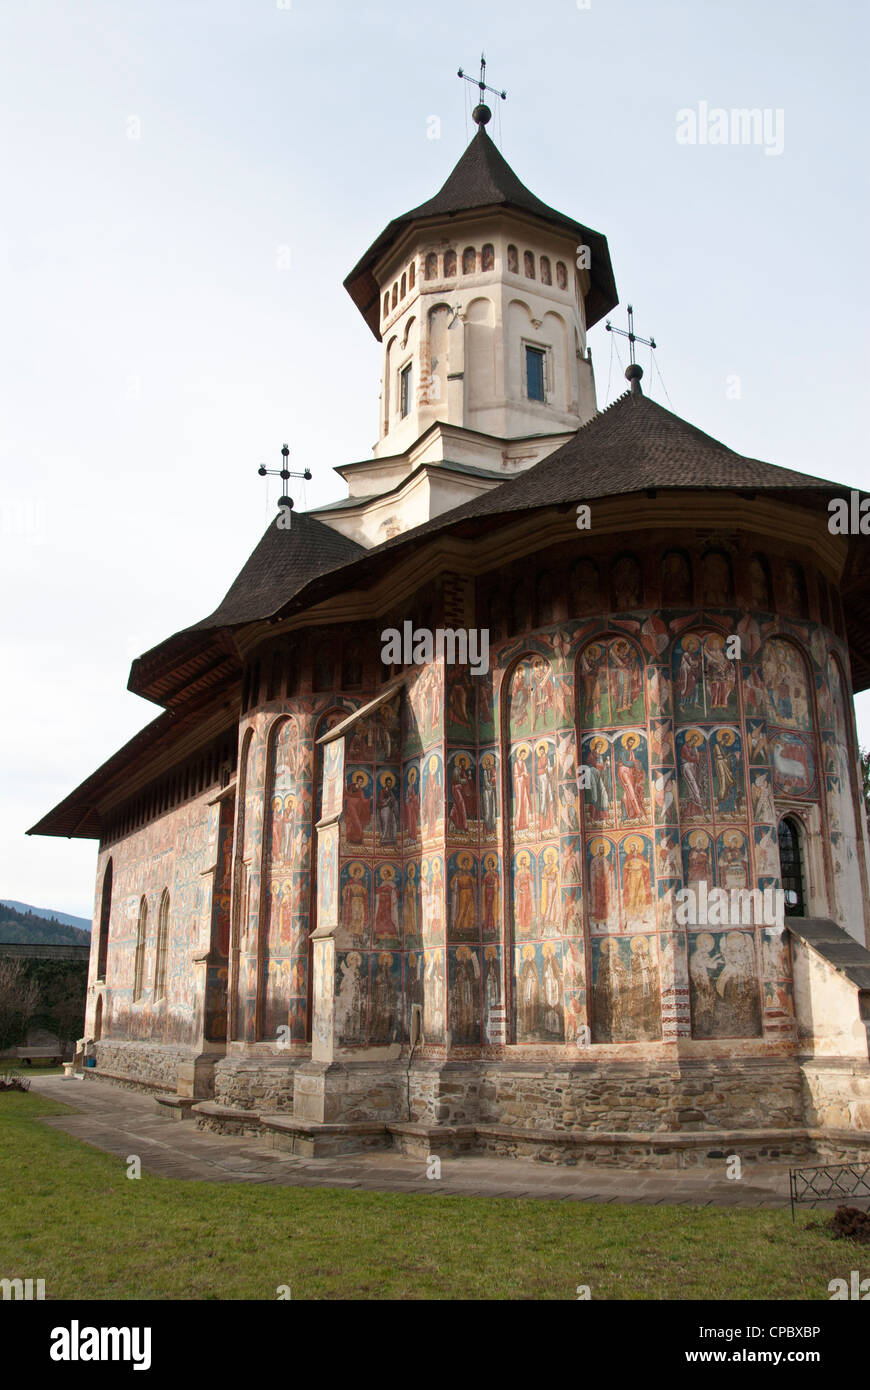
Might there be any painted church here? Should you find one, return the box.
[32,108,870,1165]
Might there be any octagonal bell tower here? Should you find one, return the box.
[344,117,618,467]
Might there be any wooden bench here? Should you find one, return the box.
[15,1047,67,1066]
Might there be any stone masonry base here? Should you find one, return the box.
[86,1045,870,1169]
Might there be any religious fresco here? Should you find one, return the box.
[688,930,761,1038]
[98,796,217,1046]
[262,716,311,1040]
[591,935,661,1042]
[508,655,566,1042]
[672,632,738,721]
[448,945,481,1044]
[515,942,565,1042]
[100,540,870,1070]
[822,655,865,929]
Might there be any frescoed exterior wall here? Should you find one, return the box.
[88,793,220,1047]
[87,542,870,1092]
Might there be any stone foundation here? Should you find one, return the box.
[212,1055,305,1111]
[92,1040,203,1094]
[403,1056,805,1133]
[800,1058,870,1132]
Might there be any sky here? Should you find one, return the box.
[1,0,868,919]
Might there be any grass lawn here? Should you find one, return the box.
[0,1089,859,1301]
[0,1060,64,1076]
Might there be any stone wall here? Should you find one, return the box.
[402,1057,805,1132]
[93,1040,198,1093]
[212,1055,302,1112]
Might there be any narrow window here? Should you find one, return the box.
[443,249,457,277]
[526,346,545,402]
[97,859,112,981]
[383,292,389,318]
[540,255,552,285]
[400,362,412,417]
[556,260,567,290]
[391,283,398,309]
[507,244,518,274]
[481,243,494,271]
[408,261,415,290]
[462,246,476,274]
[425,252,438,280]
[155,891,170,1000]
[524,250,535,278]
[133,899,147,1001]
[400,272,407,299]
[778,817,806,916]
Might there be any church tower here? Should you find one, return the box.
[326,112,617,544]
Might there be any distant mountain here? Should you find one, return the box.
[0,900,91,933]
[0,902,91,946]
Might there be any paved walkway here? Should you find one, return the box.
[29,1075,795,1207]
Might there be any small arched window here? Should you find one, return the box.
[155,890,170,1000]
[556,260,567,290]
[408,261,415,290]
[383,293,389,319]
[778,817,806,917]
[462,246,476,274]
[133,898,147,1001]
[444,249,457,277]
[425,252,438,280]
[481,243,494,271]
[507,244,519,274]
[97,859,112,981]
[523,250,535,278]
[540,256,552,285]
[400,272,407,299]
[391,283,398,309]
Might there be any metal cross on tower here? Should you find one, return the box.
[257,443,312,523]
[458,53,506,127]
[605,304,656,365]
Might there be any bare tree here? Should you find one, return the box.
[0,960,41,1051]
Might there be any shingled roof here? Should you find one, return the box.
[345,126,617,339]
[126,510,365,705]
[371,387,840,539]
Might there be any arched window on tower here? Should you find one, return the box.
[391,283,398,309]
[462,246,476,274]
[523,250,535,278]
[96,859,112,981]
[556,261,568,290]
[425,252,438,280]
[534,571,555,627]
[133,898,147,1001]
[507,244,519,274]
[408,261,415,290]
[778,816,806,917]
[701,550,734,606]
[154,890,170,999]
[748,553,772,610]
[400,272,407,299]
[383,292,389,319]
[444,249,457,277]
[540,256,552,285]
[481,243,494,271]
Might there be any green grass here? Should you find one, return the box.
[0,1060,64,1076]
[0,1090,859,1300]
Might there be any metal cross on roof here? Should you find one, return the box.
[605,304,657,366]
[257,443,311,524]
[458,53,506,127]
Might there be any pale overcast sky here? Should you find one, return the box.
[1,0,867,919]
